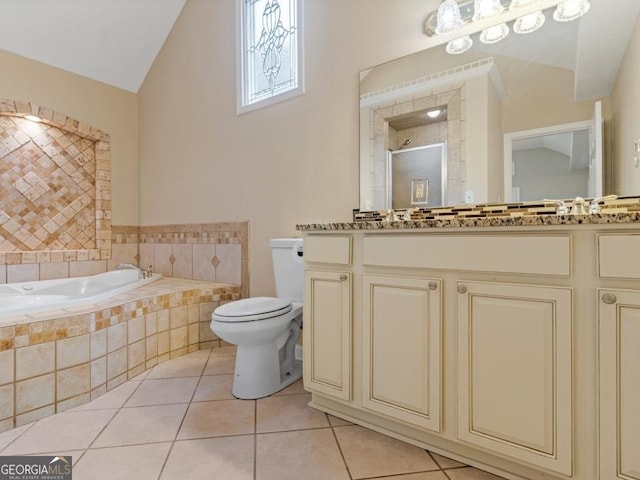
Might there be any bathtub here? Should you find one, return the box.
[0,270,162,319]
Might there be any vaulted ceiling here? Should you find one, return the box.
[0,0,186,93]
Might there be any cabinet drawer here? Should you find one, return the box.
[363,235,571,276]
[304,235,352,265]
[598,234,640,278]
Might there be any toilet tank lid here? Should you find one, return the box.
[214,297,292,318]
[269,238,302,248]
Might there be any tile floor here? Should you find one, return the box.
[0,347,506,480]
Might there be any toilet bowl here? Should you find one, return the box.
[210,238,304,399]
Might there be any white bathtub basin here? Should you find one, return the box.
[0,270,162,320]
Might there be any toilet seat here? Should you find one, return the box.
[213,297,292,323]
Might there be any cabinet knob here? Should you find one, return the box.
[339,274,348,281]
[428,281,438,290]
[601,293,617,305]
[457,285,467,294]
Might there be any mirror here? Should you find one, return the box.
[359,0,640,211]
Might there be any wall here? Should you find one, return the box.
[0,49,139,226]
[138,0,441,296]
[612,11,640,196]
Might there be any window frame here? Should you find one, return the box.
[236,0,305,114]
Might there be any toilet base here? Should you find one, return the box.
[231,343,302,400]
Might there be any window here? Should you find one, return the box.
[237,0,304,113]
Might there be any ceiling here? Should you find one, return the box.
[0,0,186,93]
[0,1,637,98]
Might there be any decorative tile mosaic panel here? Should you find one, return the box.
[0,99,111,265]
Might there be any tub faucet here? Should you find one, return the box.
[116,263,153,279]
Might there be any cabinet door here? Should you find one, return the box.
[457,281,572,476]
[303,270,352,402]
[599,289,640,480]
[362,275,441,432]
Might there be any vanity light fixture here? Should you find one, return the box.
[553,0,590,22]
[431,0,591,55]
[24,114,42,122]
[426,109,442,118]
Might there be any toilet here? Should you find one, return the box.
[210,238,304,399]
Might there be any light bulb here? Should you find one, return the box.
[446,35,473,54]
[436,0,463,34]
[514,11,545,34]
[480,23,509,44]
[473,0,503,21]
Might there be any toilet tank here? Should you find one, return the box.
[270,238,304,303]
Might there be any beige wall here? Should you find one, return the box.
[0,49,139,226]
[138,0,440,296]
[612,12,640,196]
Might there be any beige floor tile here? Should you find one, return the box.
[178,399,255,439]
[92,403,188,447]
[161,436,254,480]
[328,414,353,427]
[145,356,208,379]
[256,429,349,480]
[334,425,439,479]
[257,392,329,433]
[31,450,86,465]
[2,410,118,454]
[28,451,85,465]
[274,378,307,395]
[75,443,172,480]
[203,355,236,375]
[444,467,507,480]
[375,473,448,480]
[192,374,234,401]
[209,345,237,357]
[430,452,467,469]
[0,422,33,451]
[125,377,199,406]
[72,380,141,411]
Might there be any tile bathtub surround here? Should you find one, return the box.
[0,99,112,265]
[0,277,240,432]
[0,349,506,480]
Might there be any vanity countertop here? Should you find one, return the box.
[296,212,640,231]
[296,197,640,231]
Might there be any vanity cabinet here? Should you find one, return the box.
[599,291,640,480]
[598,234,640,480]
[457,281,573,476]
[299,224,640,480]
[361,274,442,432]
[303,235,353,403]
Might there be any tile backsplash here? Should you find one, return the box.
[0,222,248,297]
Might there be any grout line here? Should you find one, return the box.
[328,414,354,480]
